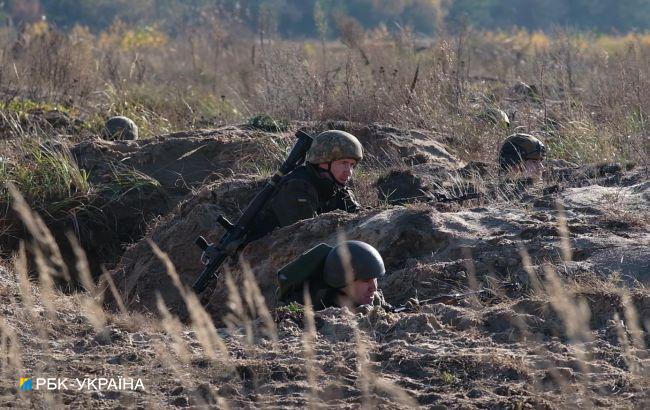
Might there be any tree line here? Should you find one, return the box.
[3,0,650,35]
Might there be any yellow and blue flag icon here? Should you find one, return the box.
[19,378,32,391]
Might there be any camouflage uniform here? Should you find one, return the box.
[248,164,359,241]
[248,130,362,241]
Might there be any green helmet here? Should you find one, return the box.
[103,116,138,141]
[323,241,385,289]
[306,130,363,164]
[499,133,546,170]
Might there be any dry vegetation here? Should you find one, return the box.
[1,183,648,408]
[0,17,648,409]
[0,21,648,161]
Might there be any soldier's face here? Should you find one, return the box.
[522,159,544,180]
[325,159,357,184]
[347,278,378,305]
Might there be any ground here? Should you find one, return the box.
[0,122,648,409]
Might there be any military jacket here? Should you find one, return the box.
[248,164,359,241]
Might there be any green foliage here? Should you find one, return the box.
[439,370,457,384]
[1,99,71,115]
[246,114,289,133]
[286,302,305,314]
[106,166,160,193]
[0,141,91,213]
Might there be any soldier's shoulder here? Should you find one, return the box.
[275,175,319,203]
[280,165,314,184]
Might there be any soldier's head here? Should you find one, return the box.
[306,130,363,185]
[499,133,546,179]
[103,116,139,141]
[323,240,384,305]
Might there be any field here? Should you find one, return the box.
[0,21,648,408]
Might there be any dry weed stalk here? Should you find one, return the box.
[620,294,646,351]
[240,258,278,342]
[542,264,595,405]
[517,241,543,292]
[149,339,221,408]
[461,247,482,308]
[148,240,231,367]
[7,183,69,281]
[11,244,61,407]
[224,270,254,344]
[617,293,649,383]
[372,377,419,409]
[351,311,372,410]
[543,265,592,343]
[0,318,21,381]
[14,243,35,319]
[100,268,128,315]
[33,245,57,322]
[612,312,641,377]
[155,294,191,364]
[301,287,321,409]
[66,232,106,331]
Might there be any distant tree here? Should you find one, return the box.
[7,0,43,25]
[447,0,650,33]
[3,0,649,37]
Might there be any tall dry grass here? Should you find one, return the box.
[0,21,647,166]
[0,17,647,408]
[0,177,648,407]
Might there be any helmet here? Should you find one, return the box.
[103,116,139,141]
[323,241,385,288]
[479,107,510,128]
[306,130,363,164]
[499,133,546,170]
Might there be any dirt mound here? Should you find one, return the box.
[375,163,486,205]
[375,165,447,204]
[0,147,170,279]
[6,251,649,409]
[109,177,265,318]
[308,121,461,168]
[111,168,648,322]
[72,126,289,202]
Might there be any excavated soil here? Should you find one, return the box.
[1,122,648,408]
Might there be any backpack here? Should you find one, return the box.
[277,243,333,303]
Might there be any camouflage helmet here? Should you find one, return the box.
[103,116,138,141]
[499,133,546,170]
[306,130,363,164]
[479,107,510,128]
[323,241,385,289]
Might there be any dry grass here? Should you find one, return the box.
[0,18,647,409]
[0,186,648,407]
[0,22,647,166]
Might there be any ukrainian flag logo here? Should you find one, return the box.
[19,378,32,391]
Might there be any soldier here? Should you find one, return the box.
[277,240,388,310]
[499,133,547,180]
[248,130,362,241]
[103,116,139,141]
